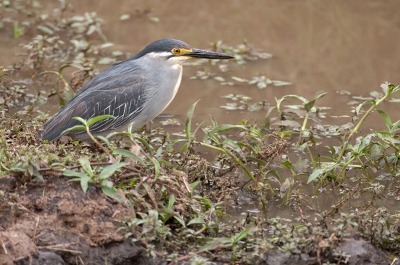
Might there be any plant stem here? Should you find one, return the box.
[298,111,310,142]
[200,142,256,183]
[338,94,390,161]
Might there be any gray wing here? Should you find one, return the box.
[40,64,149,141]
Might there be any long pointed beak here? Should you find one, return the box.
[185,48,233,59]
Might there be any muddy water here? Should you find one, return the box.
[3,1,400,216]
[12,0,396,130]
[58,0,400,129]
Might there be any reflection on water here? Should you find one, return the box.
[2,0,400,215]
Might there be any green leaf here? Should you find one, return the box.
[173,216,185,227]
[185,100,200,139]
[190,181,201,190]
[49,163,66,169]
[68,175,91,193]
[233,229,251,244]
[72,116,88,125]
[209,124,246,134]
[87,115,115,127]
[276,95,308,112]
[307,168,325,184]
[245,156,266,167]
[187,216,205,226]
[113,149,144,165]
[95,135,112,146]
[281,160,293,170]
[315,91,328,100]
[152,158,161,180]
[392,119,400,128]
[224,138,246,161]
[377,109,392,130]
[158,159,172,167]
[304,100,315,112]
[198,238,224,252]
[99,163,126,180]
[63,169,87,178]
[357,135,372,153]
[134,137,153,156]
[210,116,218,127]
[355,100,375,115]
[61,125,86,135]
[392,85,400,93]
[101,186,123,202]
[78,157,93,177]
[167,194,175,209]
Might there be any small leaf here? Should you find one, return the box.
[101,186,123,202]
[190,181,201,190]
[61,125,86,136]
[281,161,293,170]
[113,149,144,165]
[307,168,325,184]
[158,159,172,167]
[187,216,205,226]
[198,238,225,252]
[167,194,175,209]
[377,109,392,130]
[233,229,251,244]
[99,163,126,180]
[315,91,328,100]
[304,100,315,112]
[392,85,400,93]
[355,100,375,115]
[185,100,200,139]
[173,216,185,227]
[245,156,266,166]
[72,116,88,125]
[210,124,246,134]
[134,137,153,156]
[152,158,161,180]
[95,135,111,146]
[63,169,87,178]
[87,115,115,127]
[78,157,93,177]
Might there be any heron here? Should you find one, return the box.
[38,39,233,141]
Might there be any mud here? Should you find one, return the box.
[0,175,163,265]
[1,173,397,264]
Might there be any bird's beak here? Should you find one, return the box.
[185,48,234,59]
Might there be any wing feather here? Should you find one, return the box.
[40,63,149,141]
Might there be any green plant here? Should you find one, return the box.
[62,156,124,200]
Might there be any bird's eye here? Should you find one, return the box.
[172,48,181,55]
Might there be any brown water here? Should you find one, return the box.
[69,0,400,129]
[3,0,400,217]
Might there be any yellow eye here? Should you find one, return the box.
[172,48,182,55]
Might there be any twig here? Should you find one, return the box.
[38,162,113,172]
[326,183,360,217]
[37,243,82,254]
[1,239,7,254]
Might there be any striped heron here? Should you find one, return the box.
[39,39,233,141]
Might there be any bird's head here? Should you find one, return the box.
[134,38,234,65]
